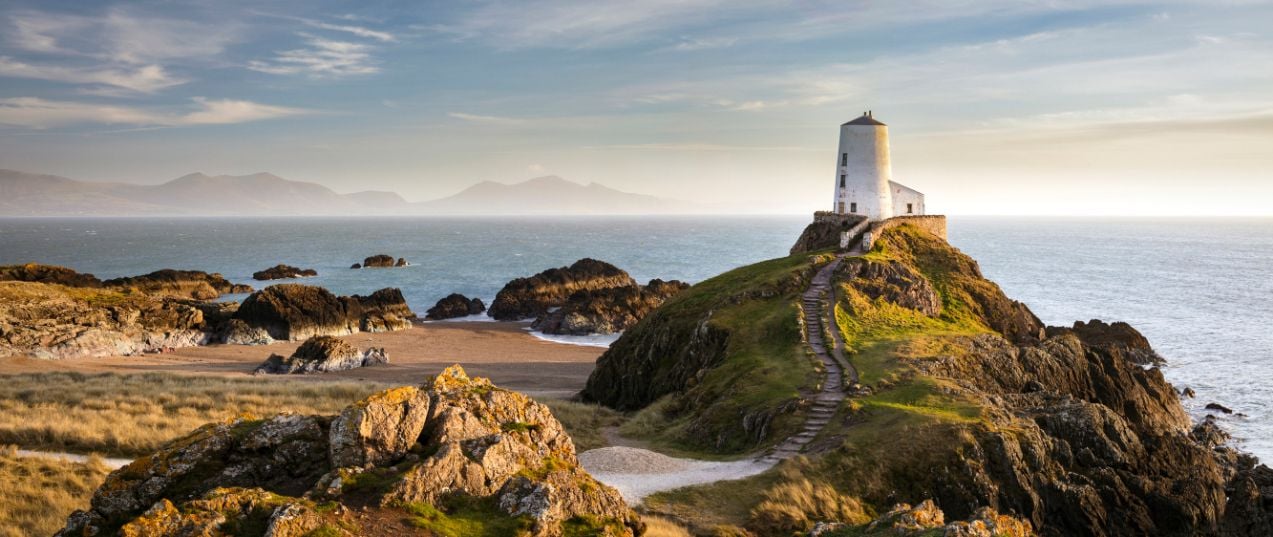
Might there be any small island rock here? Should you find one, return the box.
[425,293,486,320]
[252,264,318,281]
[488,258,636,321]
[232,284,415,341]
[361,254,406,268]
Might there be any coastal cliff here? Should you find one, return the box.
[583,223,1273,536]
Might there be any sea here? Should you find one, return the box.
[0,216,1269,461]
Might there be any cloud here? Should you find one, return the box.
[303,20,395,42]
[668,36,737,51]
[0,56,186,93]
[0,97,307,129]
[448,112,527,125]
[248,34,380,77]
[1,9,238,94]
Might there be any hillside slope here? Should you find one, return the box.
[583,224,1273,536]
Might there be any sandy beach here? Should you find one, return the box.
[0,321,604,399]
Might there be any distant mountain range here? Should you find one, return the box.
[0,170,701,216]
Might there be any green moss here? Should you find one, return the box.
[561,514,628,537]
[304,525,345,537]
[400,496,533,537]
[341,467,402,495]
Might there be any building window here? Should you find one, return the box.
[837,202,845,213]
[840,153,847,166]
[907,203,914,214]
[850,202,857,213]
[839,174,845,188]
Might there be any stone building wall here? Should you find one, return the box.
[863,215,948,250]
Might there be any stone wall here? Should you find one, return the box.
[863,215,948,250]
[790,212,868,254]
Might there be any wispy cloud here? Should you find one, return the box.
[0,97,308,129]
[448,112,528,125]
[0,56,186,93]
[303,19,396,42]
[248,34,380,77]
[1,9,237,94]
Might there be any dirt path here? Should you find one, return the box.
[584,250,864,501]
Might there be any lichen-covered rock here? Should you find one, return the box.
[532,279,689,335]
[59,413,330,535]
[232,284,414,341]
[252,264,318,281]
[329,386,430,468]
[61,365,638,537]
[254,335,388,375]
[425,293,486,320]
[867,500,945,533]
[943,507,1035,537]
[488,258,637,321]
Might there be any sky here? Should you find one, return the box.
[1,0,1272,215]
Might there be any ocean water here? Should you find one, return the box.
[0,216,1269,460]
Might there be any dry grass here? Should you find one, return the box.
[642,515,694,537]
[541,399,624,452]
[0,372,385,457]
[0,446,111,537]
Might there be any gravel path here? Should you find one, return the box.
[580,446,773,504]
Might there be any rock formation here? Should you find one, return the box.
[59,365,641,537]
[254,335,388,374]
[532,279,689,335]
[252,264,318,281]
[584,223,1273,536]
[425,293,487,320]
[232,284,414,341]
[102,269,253,300]
[0,281,210,359]
[0,262,104,287]
[789,213,867,255]
[360,254,406,268]
[488,258,638,321]
[0,263,252,300]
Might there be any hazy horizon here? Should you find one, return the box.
[2,1,1272,216]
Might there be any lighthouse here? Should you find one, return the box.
[833,111,924,221]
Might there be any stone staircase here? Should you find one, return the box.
[760,253,859,463]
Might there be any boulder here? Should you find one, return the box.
[252,264,318,281]
[61,365,640,537]
[350,263,361,269]
[329,386,430,468]
[532,279,689,335]
[253,335,389,375]
[488,258,637,321]
[217,319,274,345]
[425,293,487,320]
[232,284,415,341]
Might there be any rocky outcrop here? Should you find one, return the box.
[360,254,407,268]
[60,365,640,537]
[0,263,252,300]
[532,279,689,335]
[425,293,486,320]
[0,262,104,287]
[254,335,388,374]
[232,284,414,341]
[215,318,274,345]
[0,281,210,359]
[1046,319,1164,365]
[837,259,941,316]
[252,264,318,281]
[103,269,253,300]
[790,212,867,255]
[488,258,637,321]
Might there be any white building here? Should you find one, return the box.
[832,111,924,220]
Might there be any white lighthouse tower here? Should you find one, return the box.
[833,111,924,221]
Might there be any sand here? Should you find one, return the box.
[0,321,603,398]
